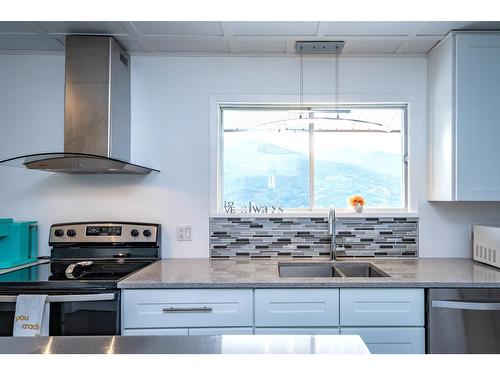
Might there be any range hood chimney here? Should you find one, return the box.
[0,35,158,174]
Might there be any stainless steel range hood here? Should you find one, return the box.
[0,35,158,174]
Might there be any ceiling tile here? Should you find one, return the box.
[38,21,130,35]
[414,22,470,35]
[144,37,229,53]
[112,36,146,53]
[416,21,500,35]
[322,21,424,36]
[45,34,145,53]
[1,21,499,55]
[231,21,319,36]
[228,41,286,53]
[345,40,402,54]
[0,36,64,51]
[462,21,500,30]
[0,22,46,34]
[132,21,223,36]
[398,39,440,54]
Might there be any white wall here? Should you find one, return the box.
[1,53,500,258]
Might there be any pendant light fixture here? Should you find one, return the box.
[256,41,387,132]
[311,47,386,130]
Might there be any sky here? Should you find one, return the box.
[223,107,404,156]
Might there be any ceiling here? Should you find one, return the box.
[0,21,500,55]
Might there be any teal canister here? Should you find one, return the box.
[0,218,38,269]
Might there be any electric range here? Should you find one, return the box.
[0,221,160,336]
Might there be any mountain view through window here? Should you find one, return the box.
[221,105,406,211]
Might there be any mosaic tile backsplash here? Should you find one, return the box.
[210,216,419,258]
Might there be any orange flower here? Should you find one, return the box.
[349,195,365,206]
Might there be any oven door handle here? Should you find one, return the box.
[0,293,116,303]
[432,300,500,311]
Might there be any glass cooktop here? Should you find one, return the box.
[0,263,52,283]
[0,261,148,290]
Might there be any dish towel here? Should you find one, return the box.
[13,295,50,336]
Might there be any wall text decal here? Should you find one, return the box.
[223,201,284,214]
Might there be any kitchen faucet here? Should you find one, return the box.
[328,207,337,261]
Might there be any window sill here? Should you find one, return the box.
[210,210,418,218]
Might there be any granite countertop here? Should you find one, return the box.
[0,335,369,354]
[118,257,500,288]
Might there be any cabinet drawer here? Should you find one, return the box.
[123,289,253,329]
[189,327,253,335]
[122,328,188,336]
[255,327,340,335]
[255,289,339,327]
[341,327,425,354]
[340,288,424,326]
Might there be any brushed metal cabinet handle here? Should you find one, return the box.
[162,306,213,313]
[432,300,500,311]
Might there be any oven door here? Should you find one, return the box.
[0,290,120,336]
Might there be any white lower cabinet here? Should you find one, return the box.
[189,327,253,335]
[340,328,425,354]
[122,287,425,353]
[340,288,424,326]
[255,328,340,335]
[339,289,425,354]
[123,327,252,336]
[122,289,253,329]
[122,328,189,336]
[122,289,254,335]
[255,289,340,327]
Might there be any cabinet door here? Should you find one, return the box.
[122,328,188,336]
[456,34,500,200]
[255,289,339,327]
[255,328,340,335]
[427,34,455,200]
[189,327,253,335]
[341,327,425,354]
[340,288,424,326]
[123,289,253,329]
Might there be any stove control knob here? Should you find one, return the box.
[143,229,152,237]
[67,229,76,237]
[131,229,139,237]
[54,229,64,237]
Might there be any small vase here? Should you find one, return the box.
[352,203,364,213]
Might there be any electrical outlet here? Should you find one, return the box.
[176,225,193,241]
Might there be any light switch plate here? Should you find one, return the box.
[176,225,193,241]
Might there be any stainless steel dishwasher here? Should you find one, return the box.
[428,289,500,353]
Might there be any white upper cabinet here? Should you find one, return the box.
[428,32,500,201]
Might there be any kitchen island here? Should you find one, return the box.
[0,335,370,354]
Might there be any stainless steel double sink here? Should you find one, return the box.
[278,262,390,278]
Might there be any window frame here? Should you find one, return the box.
[215,102,409,213]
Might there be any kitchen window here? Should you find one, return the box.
[218,104,407,212]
